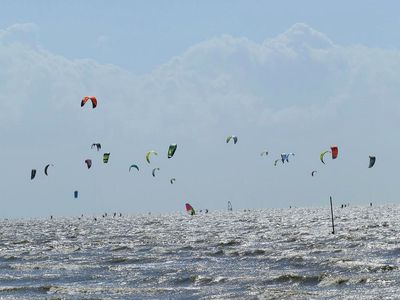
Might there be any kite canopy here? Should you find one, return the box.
[274,159,281,166]
[369,156,376,168]
[74,190,78,199]
[31,169,36,180]
[168,144,177,159]
[44,164,53,176]
[129,164,139,172]
[152,168,160,177]
[146,150,158,164]
[260,151,269,156]
[226,135,238,144]
[85,159,92,169]
[280,153,295,163]
[311,170,317,177]
[320,150,331,164]
[103,153,110,163]
[170,178,176,184]
[81,96,97,108]
[185,203,195,215]
[91,143,101,151]
[331,145,338,159]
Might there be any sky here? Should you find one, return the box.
[1,1,400,217]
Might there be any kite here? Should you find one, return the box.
[81,96,97,109]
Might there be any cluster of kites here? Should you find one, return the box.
[185,136,377,216]
[29,97,179,198]
[29,97,377,213]
[227,136,376,176]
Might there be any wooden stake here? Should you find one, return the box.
[330,196,335,234]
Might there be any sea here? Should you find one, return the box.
[0,205,399,299]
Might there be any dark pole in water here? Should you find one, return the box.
[330,196,335,234]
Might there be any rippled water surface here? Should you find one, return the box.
[1,205,399,299]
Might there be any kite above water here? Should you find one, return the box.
[331,145,338,159]
[226,135,238,144]
[311,170,317,177]
[81,96,97,109]
[129,164,139,172]
[168,144,177,159]
[44,164,54,176]
[146,150,158,164]
[281,153,295,163]
[260,151,269,156]
[320,150,330,164]
[91,143,101,151]
[170,178,176,184]
[85,159,92,169]
[103,153,110,163]
[369,156,376,168]
[185,203,195,216]
[31,169,36,180]
[152,168,160,177]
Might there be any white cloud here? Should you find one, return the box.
[0,23,39,46]
[2,22,399,134]
[0,23,38,37]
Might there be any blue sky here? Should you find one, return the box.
[2,1,400,73]
[1,1,400,217]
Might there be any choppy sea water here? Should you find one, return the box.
[0,205,399,299]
